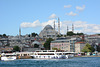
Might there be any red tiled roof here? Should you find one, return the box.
[75,42,85,44]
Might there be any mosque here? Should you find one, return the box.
[39,18,61,39]
[39,18,74,39]
[39,25,58,38]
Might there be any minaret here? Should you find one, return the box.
[19,27,21,39]
[72,24,74,33]
[54,21,55,30]
[58,17,60,35]
[67,26,69,33]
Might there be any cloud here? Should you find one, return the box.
[49,14,58,19]
[61,20,100,34]
[76,5,85,11]
[20,20,41,28]
[66,11,77,16]
[20,19,57,29]
[64,5,72,8]
[20,19,100,34]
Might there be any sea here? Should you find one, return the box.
[0,57,100,67]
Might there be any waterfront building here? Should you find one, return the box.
[50,37,76,52]
[85,34,100,48]
[75,42,85,53]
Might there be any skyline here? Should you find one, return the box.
[0,0,100,36]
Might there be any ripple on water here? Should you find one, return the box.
[0,57,100,67]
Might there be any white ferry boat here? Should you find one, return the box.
[1,53,17,61]
[30,50,74,59]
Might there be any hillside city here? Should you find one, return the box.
[0,23,100,55]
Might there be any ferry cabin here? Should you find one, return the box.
[31,50,74,59]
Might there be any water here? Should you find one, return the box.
[0,57,100,67]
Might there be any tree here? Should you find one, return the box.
[44,38,54,50]
[67,31,75,36]
[67,31,84,36]
[13,46,20,52]
[97,45,100,52]
[76,33,84,35]
[52,48,58,50]
[52,48,61,50]
[31,33,38,37]
[3,34,6,37]
[57,34,63,37]
[81,43,95,52]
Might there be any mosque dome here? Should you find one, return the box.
[44,25,53,30]
[32,41,40,45]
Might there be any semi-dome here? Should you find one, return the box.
[44,25,53,30]
[32,41,40,45]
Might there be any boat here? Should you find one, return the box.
[30,50,74,59]
[1,53,17,61]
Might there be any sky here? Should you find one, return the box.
[0,0,100,36]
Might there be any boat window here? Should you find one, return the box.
[36,56,38,58]
[58,53,62,55]
[38,53,54,55]
[36,51,41,52]
[48,51,54,52]
[43,51,47,52]
[48,56,50,58]
[39,56,41,58]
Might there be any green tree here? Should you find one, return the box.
[31,33,38,37]
[13,46,20,52]
[57,34,63,37]
[97,45,100,52]
[52,48,58,50]
[81,43,95,52]
[44,38,54,50]
[67,31,75,36]
[52,48,61,50]
[3,34,6,37]
[76,33,84,35]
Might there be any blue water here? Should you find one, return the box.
[0,57,100,67]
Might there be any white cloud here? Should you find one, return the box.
[49,14,58,19]
[64,5,72,8]
[20,19,57,29]
[60,20,100,34]
[20,19,100,34]
[41,19,57,29]
[76,5,85,11]
[20,20,41,28]
[66,11,77,16]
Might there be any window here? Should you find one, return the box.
[62,47,63,49]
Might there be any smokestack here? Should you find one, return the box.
[58,17,60,35]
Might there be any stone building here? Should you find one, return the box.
[50,37,76,52]
[39,25,58,39]
[75,42,85,53]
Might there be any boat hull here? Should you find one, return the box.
[30,55,72,59]
[1,56,16,61]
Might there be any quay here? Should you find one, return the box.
[16,52,33,59]
[78,55,100,57]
